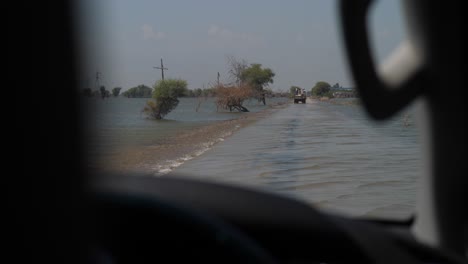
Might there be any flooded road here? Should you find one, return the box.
[173,99,421,218]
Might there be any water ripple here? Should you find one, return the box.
[174,100,420,219]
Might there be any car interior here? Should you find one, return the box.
[14,0,466,263]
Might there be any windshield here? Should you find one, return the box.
[78,0,421,219]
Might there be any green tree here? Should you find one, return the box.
[99,85,110,99]
[240,63,275,105]
[112,87,122,97]
[311,81,331,97]
[122,85,153,98]
[143,79,188,120]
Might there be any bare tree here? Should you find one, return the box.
[215,56,274,111]
[226,55,248,86]
[215,84,253,112]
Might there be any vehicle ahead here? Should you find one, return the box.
[293,88,307,104]
[16,0,466,263]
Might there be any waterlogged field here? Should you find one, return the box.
[84,96,288,173]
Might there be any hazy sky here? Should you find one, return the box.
[79,0,405,91]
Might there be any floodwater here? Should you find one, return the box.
[84,96,287,172]
[86,96,421,218]
[173,99,421,218]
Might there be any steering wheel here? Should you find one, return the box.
[90,176,466,264]
[91,192,278,263]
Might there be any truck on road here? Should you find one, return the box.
[294,88,307,104]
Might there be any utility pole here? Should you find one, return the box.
[95,71,101,90]
[217,72,220,86]
[153,58,168,80]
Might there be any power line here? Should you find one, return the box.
[153,58,168,80]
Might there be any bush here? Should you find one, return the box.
[112,87,122,97]
[143,79,187,119]
[215,84,253,112]
[122,85,153,98]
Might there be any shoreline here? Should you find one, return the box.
[102,100,290,175]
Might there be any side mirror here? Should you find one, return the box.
[338,0,425,120]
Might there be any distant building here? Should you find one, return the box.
[332,87,357,98]
[334,92,357,98]
[332,87,354,91]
